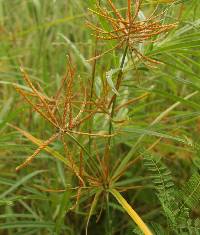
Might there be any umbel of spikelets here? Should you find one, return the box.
[87,0,177,63]
[15,57,113,172]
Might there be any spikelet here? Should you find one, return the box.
[16,133,59,171]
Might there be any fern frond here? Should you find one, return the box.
[133,222,167,235]
[178,218,200,235]
[142,150,178,229]
[143,150,200,235]
[180,172,200,209]
[142,151,174,201]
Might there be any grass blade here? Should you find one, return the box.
[110,189,152,235]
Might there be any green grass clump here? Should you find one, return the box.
[0,0,200,234]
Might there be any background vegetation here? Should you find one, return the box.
[0,0,200,234]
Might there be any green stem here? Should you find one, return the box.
[66,132,101,175]
[106,192,112,235]
[88,40,97,153]
[108,45,128,145]
[106,45,128,234]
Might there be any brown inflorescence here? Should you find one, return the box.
[87,0,177,63]
[15,57,113,172]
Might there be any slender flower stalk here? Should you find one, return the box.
[88,37,98,153]
[87,0,177,146]
[108,44,128,145]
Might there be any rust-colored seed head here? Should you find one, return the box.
[15,58,113,172]
[87,0,177,63]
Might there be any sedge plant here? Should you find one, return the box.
[11,1,190,235]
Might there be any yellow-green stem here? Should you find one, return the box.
[110,189,153,235]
